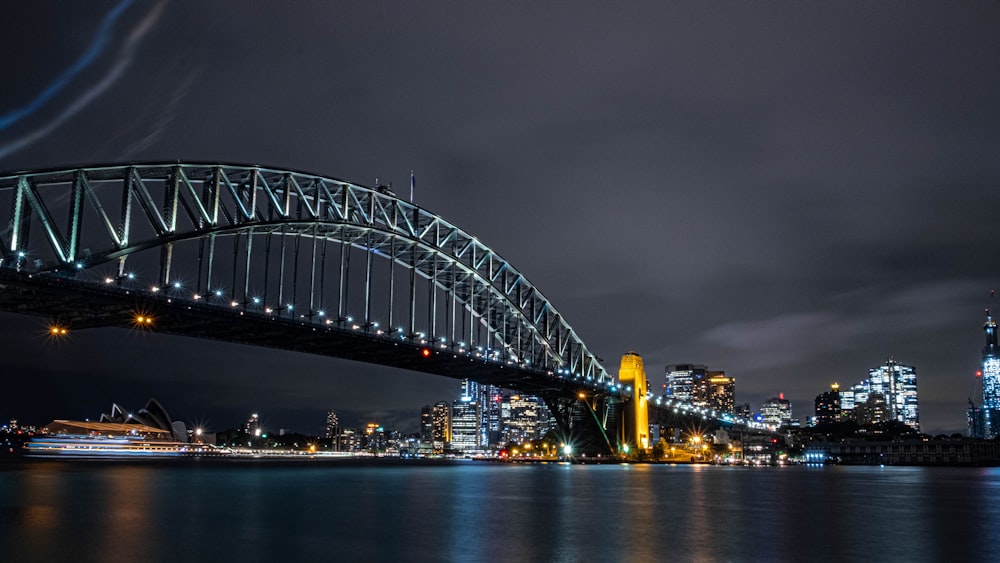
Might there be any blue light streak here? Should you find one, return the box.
[0,0,134,131]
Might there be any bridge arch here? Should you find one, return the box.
[0,163,611,385]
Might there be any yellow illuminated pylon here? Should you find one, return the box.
[618,351,650,454]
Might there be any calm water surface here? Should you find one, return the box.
[1,460,998,562]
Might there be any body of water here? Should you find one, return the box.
[1,460,998,562]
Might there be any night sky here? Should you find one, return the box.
[1,1,998,435]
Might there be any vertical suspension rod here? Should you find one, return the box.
[263,232,272,306]
[338,233,349,321]
[278,226,288,312]
[308,226,318,316]
[364,227,373,327]
[319,237,328,314]
[290,231,302,316]
[429,256,437,339]
[408,243,416,338]
[206,233,216,294]
[243,228,254,304]
[231,232,240,302]
[388,235,395,330]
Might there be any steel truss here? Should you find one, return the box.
[0,163,612,386]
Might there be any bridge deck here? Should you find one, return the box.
[0,269,606,398]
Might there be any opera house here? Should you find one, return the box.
[26,398,211,458]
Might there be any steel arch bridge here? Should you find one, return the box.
[0,163,623,386]
[0,163,770,455]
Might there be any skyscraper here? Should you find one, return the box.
[761,395,792,427]
[983,302,1000,438]
[868,358,919,431]
[814,383,841,425]
[324,409,340,439]
[431,401,451,453]
[451,397,479,453]
[968,399,986,439]
[665,364,735,412]
[483,387,503,448]
[419,405,433,445]
[706,373,735,414]
[839,358,919,431]
[504,394,540,444]
[665,364,706,403]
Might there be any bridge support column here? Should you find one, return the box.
[618,352,650,457]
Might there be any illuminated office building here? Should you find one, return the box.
[451,397,480,453]
[665,364,734,413]
[838,358,919,431]
[665,364,705,402]
[969,399,986,439]
[324,410,340,439]
[501,394,539,444]
[868,358,919,431]
[983,304,1000,438]
[431,401,451,453]
[761,395,792,427]
[477,383,503,448]
[814,383,842,425]
[419,405,433,444]
[706,374,735,414]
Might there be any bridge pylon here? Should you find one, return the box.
[617,351,650,456]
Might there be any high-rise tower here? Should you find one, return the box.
[815,383,842,425]
[325,409,340,439]
[868,357,919,431]
[983,293,1000,438]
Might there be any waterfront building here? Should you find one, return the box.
[969,399,986,439]
[483,387,503,448]
[761,395,792,427]
[665,364,706,403]
[665,364,734,413]
[501,394,539,445]
[983,303,1000,438]
[837,358,919,431]
[827,438,1000,466]
[420,405,433,445]
[868,358,919,431]
[98,398,188,442]
[815,383,842,425]
[364,423,387,452]
[324,410,339,439]
[27,399,198,457]
[451,398,479,453]
[431,402,451,453]
[706,373,736,414]
[839,385,856,411]
[853,392,890,425]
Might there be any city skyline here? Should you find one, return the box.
[0,2,998,434]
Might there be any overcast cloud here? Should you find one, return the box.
[1,1,998,435]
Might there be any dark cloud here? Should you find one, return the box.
[1,1,999,434]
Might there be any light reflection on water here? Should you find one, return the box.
[2,461,999,562]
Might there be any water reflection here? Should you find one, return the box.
[2,461,1000,562]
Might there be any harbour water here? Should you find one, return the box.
[2,460,998,562]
